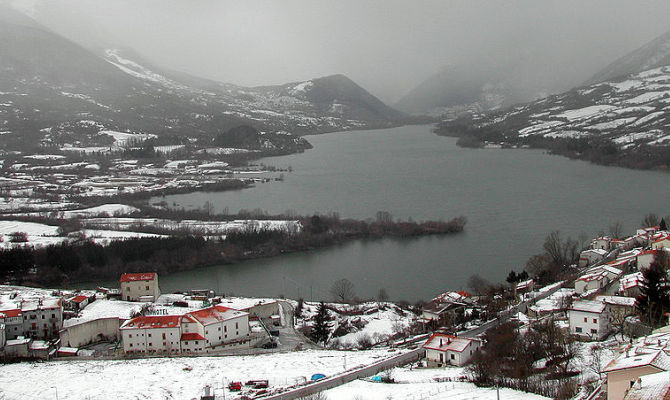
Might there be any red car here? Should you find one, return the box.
[228,382,242,391]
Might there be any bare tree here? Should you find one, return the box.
[641,213,660,228]
[543,231,579,267]
[608,221,624,239]
[330,278,355,303]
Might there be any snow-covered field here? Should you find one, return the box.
[0,349,396,400]
[323,366,550,400]
[0,220,164,248]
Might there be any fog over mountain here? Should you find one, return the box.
[6,0,670,106]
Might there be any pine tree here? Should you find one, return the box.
[660,218,668,231]
[636,256,670,327]
[311,301,330,344]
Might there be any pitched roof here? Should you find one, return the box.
[72,295,88,303]
[120,315,180,330]
[604,349,670,373]
[181,333,206,341]
[186,305,247,325]
[624,371,670,400]
[0,309,22,318]
[422,333,478,353]
[570,300,607,314]
[120,273,157,283]
[596,296,636,307]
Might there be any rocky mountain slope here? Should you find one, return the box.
[0,7,403,155]
[585,29,670,85]
[436,65,670,169]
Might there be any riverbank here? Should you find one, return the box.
[1,213,466,288]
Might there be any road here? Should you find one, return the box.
[261,348,424,400]
[276,300,320,351]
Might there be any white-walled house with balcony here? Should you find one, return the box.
[120,315,182,354]
[422,333,481,367]
[568,299,611,340]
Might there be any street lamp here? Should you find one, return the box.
[50,386,59,400]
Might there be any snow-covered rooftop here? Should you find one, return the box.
[595,296,636,307]
[604,349,670,373]
[570,299,607,314]
[423,333,477,353]
[624,370,670,400]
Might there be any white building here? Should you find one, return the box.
[181,305,250,352]
[575,271,609,295]
[120,273,161,302]
[591,236,612,251]
[120,315,182,354]
[120,305,251,355]
[579,248,608,267]
[21,299,63,339]
[422,333,481,367]
[0,309,23,340]
[568,299,611,340]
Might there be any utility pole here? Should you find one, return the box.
[496,385,500,400]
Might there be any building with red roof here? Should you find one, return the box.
[422,333,481,367]
[120,315,182,354]
[119,305,250,355]
[120,272,160,302]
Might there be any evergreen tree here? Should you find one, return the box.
[636,256,670,327]
[660,218,668,231]
[311,301,330,344]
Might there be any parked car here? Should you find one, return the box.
[228,382,242,391]
[262,341,278,349]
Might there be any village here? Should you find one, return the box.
[0,222,669,400]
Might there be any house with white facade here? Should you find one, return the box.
[120,315,182,354]
[120,273,161,302]
[591,236,612,251]
[651,234,670,250]
[120,305,251,355]
[20,298,62,340]
[0,309,23,340]
[422,333,481,367]
[619,272,644,298]
[579,248,608,267]
[568,299,611,340]
[180,305,250,352]
[421,291,473,326]
[575,271,609,295]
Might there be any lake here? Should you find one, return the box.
[157,125,670,301]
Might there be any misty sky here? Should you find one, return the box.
[10,0,670,103]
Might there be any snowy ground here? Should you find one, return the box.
[323,366,550,400]
[0,349,397,400]
[0,220,164,248]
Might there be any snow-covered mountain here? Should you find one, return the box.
[585,29,670,86]
[0,7,403,154]
[436,65,670,168]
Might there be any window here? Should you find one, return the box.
[129,343,133,347]
[591,329,598,334]
[126,287,130,292]
[218,327,221,331]
[583,317,587,322]
[148,333,152,337]
[236,322,239,329]
[576,327,582,333]
[146,286,149,290]
[129,334,132,338]
[593,318,597,323]
[149,343,152,346]
[450,354,455,360]
[224,326,227,333]
[41,315,45,319]
[51,314,55,319]
[162,333,166,340]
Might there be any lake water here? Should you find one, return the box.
[157,125,670,301]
